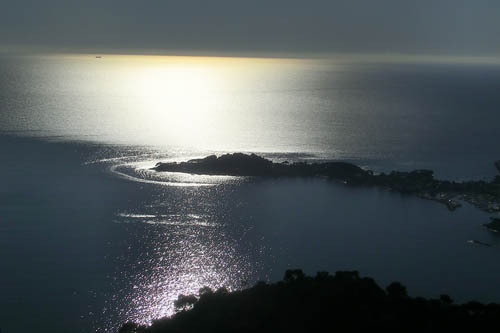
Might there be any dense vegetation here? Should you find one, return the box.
[119,269,500,333]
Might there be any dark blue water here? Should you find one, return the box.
[1,135,499,332]
[1,55,500,332]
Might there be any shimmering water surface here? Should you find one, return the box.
[1,55,500,332]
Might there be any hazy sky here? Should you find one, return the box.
[1,0,500,56]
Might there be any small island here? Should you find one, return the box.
[153,153,500,213]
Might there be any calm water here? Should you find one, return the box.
[1,54,500,332]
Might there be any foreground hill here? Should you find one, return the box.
[119,270,500,333]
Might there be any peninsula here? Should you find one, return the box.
[153,153,500,213]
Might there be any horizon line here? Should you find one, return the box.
[2,45,500,64]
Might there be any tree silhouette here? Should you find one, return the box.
[386,281,408,299]
[284,269,305,282]
[173,294,198,311]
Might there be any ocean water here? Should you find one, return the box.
[1,54,500,332]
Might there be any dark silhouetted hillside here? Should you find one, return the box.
[118,269,500,333]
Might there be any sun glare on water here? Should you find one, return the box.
[4,53,321,152]
[131,59,224,142]
[61,54,302,149]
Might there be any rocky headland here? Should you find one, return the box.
[152,153,500,213]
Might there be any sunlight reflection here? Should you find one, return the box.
[110,161,243,186]
[44,54,314,151]
[6,53,335,152]
[132,63,223,145]
[108,213,257,328]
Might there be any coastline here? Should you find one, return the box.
[152,153,500,214]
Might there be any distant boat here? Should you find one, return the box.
[96,56,102,59]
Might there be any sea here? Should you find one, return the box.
[1,54,500,332]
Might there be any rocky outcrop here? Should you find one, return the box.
[153,153,369,182]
